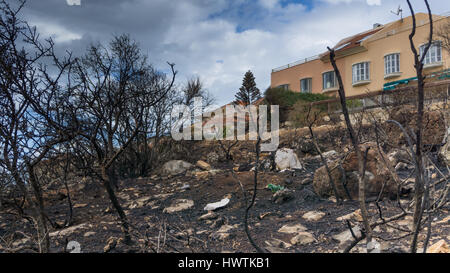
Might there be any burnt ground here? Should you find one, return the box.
[0,154,448,253]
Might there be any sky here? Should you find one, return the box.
[17,0,450,106]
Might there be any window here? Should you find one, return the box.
[277,84,290,90]
[384,53,400,75]
[300,78,312,93]
[322,71,336,90]
[352,62,370,84]
[420,41,442,65]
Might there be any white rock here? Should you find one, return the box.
[290,232,316,245]
[367,239,381,253]
[204,198,230,211]
[302,211,325,222]
[163,199,194,213]
[278,223,307,234]
[332,225,361,245]
[275,148,302,171]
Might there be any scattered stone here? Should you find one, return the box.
[198,211,218,221]
[259,211,282,220]
[336,209,363,222]
[163,199,194,214]
[290,232,316,245]
[84,231,96,237]
[194,171,209,180]
[426,239,449,253]
[127,196,153,209]
[12,238,30,248]
[367,239,381,253]
[103,237,117,253]
[332,225,361,246]
[211,224,238,240]
[161,160,193,176]
[278,223,307,234]
[204,198,230,211]
[49,223,87,237]
[431,173,437,179]
[73,203,88,209]
[275,148,302,171]
[272,188,294,204]
[265,238,292,249]
[196,160,211,171]
[302,211,325,222]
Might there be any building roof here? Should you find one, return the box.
[319,26,384,60]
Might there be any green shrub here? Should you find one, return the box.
[264,87,330,123]
[346,98,363,109]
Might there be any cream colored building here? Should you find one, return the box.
[271,13,450,97]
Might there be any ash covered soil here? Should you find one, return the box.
[1,124,449,253]
[1,159,448,253]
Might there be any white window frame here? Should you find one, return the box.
[384,53,400,76]
[322,71,336,90]
[300,78,312,93]
[352,62,370,84]
[420,41,442,65]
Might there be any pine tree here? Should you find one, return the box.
[235,70,261,105]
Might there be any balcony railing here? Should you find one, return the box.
[272,54,320,73]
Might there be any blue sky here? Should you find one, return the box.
[20,0,450,106]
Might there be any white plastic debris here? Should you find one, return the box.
[203,198,230,211]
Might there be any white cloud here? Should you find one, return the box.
[24,0,450,106]
[259,0,279,9]
[66,0,81,6]
[30,20,82,43]
[366,0,381,6]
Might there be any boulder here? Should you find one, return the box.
[312,142,397,200]
[275,148,302,171]
[161,160,193,176]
